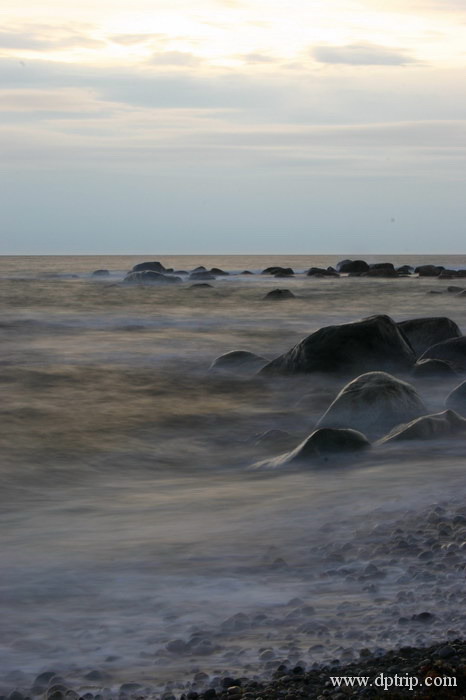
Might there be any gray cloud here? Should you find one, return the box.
[312,42,417,66]
[0,26,104,51]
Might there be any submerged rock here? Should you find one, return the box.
[397,316,461,356]
[132,261,166,273]
[445,380,466,415]
[209,350,268,374]
[261,266,294,276]
[190,283,213,288]
[92,269,109,276]
[415,264,444,277]
[123,271,181,284]
[210,267,229,275]
[263,289,296,300]
[189,271,216,281]
[379,409,466,443]
[419,336,466,372]
[255,428,370,468]
[316,371,427,440]
[260,315,416,377]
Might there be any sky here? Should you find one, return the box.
[1,0,466,254]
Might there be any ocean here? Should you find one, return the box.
[2,255,466,697]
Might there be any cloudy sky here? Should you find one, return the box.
[2,0,466,253]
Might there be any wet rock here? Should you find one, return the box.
[379,409,466,443]
[419,336,466,372]
[412,358,457,378]
[210,268,229,275]
[263,289,295,300]
[397,316,461,356]
[397,265,414,274]
[448,286,464,293]
[445,380,466,414]
[255,427,370,468]
[336,260,369,274]
[415,264,444,277]
[261,267,294,276]
[209,350,268,374]
[34,672,58,687]
[306,267,339,277]
[361,267,398,278]
[92,269,109,277]
[240,270,253,275]
[316,371,426,440]
[192,266,206,272]
[190,283,213,289]
[132,261,165,273]
[123,271,181,284]
[166,639,190,654]
[260,315,416,377]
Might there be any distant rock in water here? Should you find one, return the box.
[132,261,166,273]
[123,271,181,285]
[419,336,466,372]
[447,286,464,293]
[92,269,110,276]
[189,271,216,281]
[445,381,466,415]
[260,315,416,377]
[210,267,229,275]
[192,266,206,273]
[397,265,414,274]
[255,428,370,468]
[209,350,268,374]
[336,259,369,274]
[397,317,461,356]
[415,264,444,277]
[306,267,339,277]
[378,410,466,443]
[263,289,296,300]
[316,371,427,440]
[412,359,457,378]
[261,266,294,276]
[190,283,213,288]
[241,270,253,275]
[362,263,397,278]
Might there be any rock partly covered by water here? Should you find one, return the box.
[446,380,466,415]
[397,316,462,356]
[419,336,466,372]
[316,371,427,440]
[263,289,296,300]
[131,261,166,273]
[412,358,458,378]
[379,409,466,443]
[123,271,182,284]
[209,350,268,374]
[255,427,370,468]
[260,315,417,377]
[336,259,370,274]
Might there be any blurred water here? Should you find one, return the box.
[1,255,466,696]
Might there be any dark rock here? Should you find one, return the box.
[166,639,189,654]
[446,380,466,414]
[438,269,459,279]
[412,359,457,378]
[316,371,426,440]
[412,612,435,623]
[210,268,229,275]
[274,271,295,278]
[192,266,206,272]
[263,289,295,300]
[260,315,416,377]
[132,261,165,273]
[370,262,396,272]
[447,286,464,293]
[190,283,213,288]
[92,269,109,276]
[240,270,253,275]
[189,271,216,281]
[415,264,444,277]
[306,267,339,277]
[419,336,466,372]
[379,409,466,443]
[336,260,369,274]
[34,672,58,686]
[397,265,414,274]
[362,267,398,278]
[256,428,370,468]
[397,316,461,356]
[123,271,181,284]
[261,267,294,276]
[173,270,189,275]
[209,350,268,374]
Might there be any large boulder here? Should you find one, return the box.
[412,359,457,378]
[307,267,339,277]
[261,266,294,276]
[132,261,166,273]
[362,263,397,278]
[259,315,417,377]
[419,337,466,372]
[445,381,466,415]
[123,271,181,284]
[255,428,370,468]
[336,260,369,274]
[397,317,461,356]
[415,264,444,277]
[209,350,268,374]
[316,371,427,440]
[379,410,466,443]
